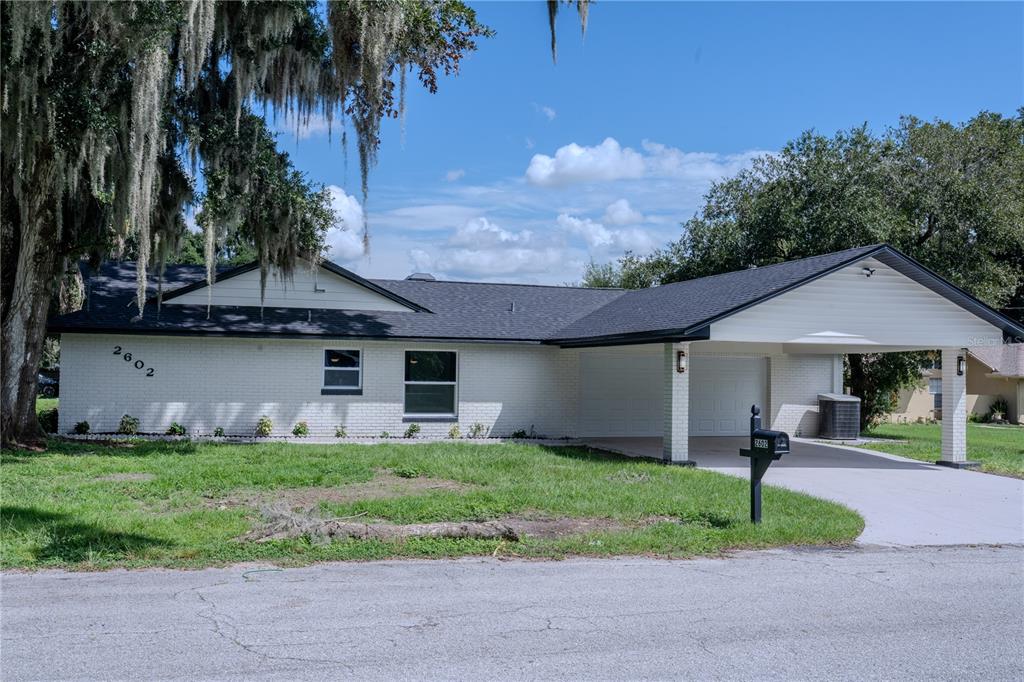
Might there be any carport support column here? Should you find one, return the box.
[937,347,976,469]
[663,342,694,466]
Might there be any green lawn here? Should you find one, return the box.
[0,438,863,570]
[862,423,1024,478]
[35,398,57,416]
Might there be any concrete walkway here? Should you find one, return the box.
[3,546,1022,681]
[584,436,1024,546]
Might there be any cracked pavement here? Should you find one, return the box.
[3,545,1022,680]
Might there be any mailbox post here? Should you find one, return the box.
[738,405,790,523]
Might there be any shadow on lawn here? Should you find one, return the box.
[1,506,171,563]
[537,444,651,466]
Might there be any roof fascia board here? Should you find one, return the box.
[48,326,543,345]
[550,325,711,348]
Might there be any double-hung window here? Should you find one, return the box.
[404,351,457,417]
[929,378,942,410]
[322,350,361,394]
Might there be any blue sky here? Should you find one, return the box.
[276,1,1023,284]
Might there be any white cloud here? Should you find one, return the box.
[557,213,656,255]
[277,113,335,141]
[525,137,535,150]
[525,137,769,189]
[557,214,613,248]
[325,186,366,261]
[444,168,465,182]
[532,103,557,121]
[526,138,645,187]
[448,217,533,248]
[602,199,644,226]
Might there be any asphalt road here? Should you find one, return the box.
[3,546,1022,681]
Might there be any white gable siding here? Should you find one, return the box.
[165,265,413,312]
[709,258,1003,348]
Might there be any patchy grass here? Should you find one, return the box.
[0,439,863,570]
[862,423,1024,478]
[35,398,57,417]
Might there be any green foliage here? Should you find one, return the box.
[255,416,273,437]
[165,422,186,436]
[335,425,347,438]
[391,465,422,479]
[510,429,528,439]
[213,427,225,437]
[404,423,421,439]
[73,421,91,435]
[292,421,310,437]
[379,431,391,439]
[467,422,486,438]
[447,424,461,439]
[117,415,140,435]
[989,398,1010,420]
[846,353,931,429]
[37,408,58,434]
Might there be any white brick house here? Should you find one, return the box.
[50,245,1023,467]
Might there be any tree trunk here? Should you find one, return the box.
[1,190,63,448]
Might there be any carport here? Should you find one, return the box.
[551,245,1024,469]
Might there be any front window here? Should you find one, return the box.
[323,350,361,389]
[404,351,457,416]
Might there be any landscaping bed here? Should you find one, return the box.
[862,423,1024,478]
[0,439,863,570]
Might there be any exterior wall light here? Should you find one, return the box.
[676,350,687,373]
[957,353,965,377]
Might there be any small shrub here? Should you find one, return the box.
[73,420,90,435]
[165,422,186,436]
[510,429,528,439]
[255,416,273,437]
[117,414,140,435]
[468,422,486,438]
[447,424,461,439]
[403,423,421,439]
[38,408,58,434]
[989,397,1009,422]
[392,465,421,479]
[292,421,309,437]
[379,431,391,439]
[335,425,347,438]
[213,427,225,437]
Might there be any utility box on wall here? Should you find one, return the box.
[818,393,861,439]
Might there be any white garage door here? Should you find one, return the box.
[689,356,767,436]
[579,348,662,436]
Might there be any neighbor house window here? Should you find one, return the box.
[929,378,942,411]
[404,351,456,416]
[322,350,361,393]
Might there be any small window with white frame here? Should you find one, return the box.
[322,349,361,393]
[404,350,457,417]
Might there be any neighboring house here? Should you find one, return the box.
[891,345,1024,424]
[48,244,1023,467]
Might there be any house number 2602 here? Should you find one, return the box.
[113,346,155,377]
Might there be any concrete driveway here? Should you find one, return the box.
[584,436,1024,546]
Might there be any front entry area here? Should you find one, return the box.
[581,436,1024,546]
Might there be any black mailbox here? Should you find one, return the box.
[739,405,790,523]
[751,428,789,459]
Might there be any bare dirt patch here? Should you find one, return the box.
[95,472,156,482]
[207,471,474,511]
[241,507,645,544]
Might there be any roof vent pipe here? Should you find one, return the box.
[509,301,516,313]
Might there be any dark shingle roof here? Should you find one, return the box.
[50,244,1024,344]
